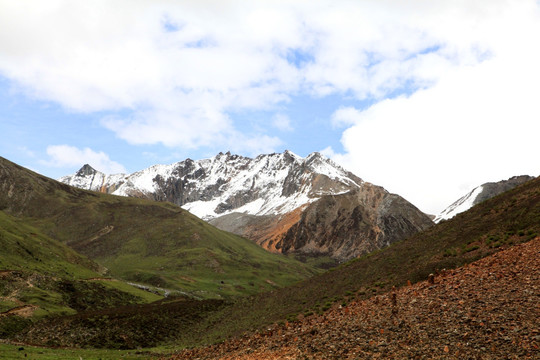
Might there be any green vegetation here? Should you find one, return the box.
[1,157,539,353]
[0,157,319,300]
[0,210,162,324]
[99,223,318,298]
[0,211,99,278]
[443,247,458,257]
[0,156,318,348]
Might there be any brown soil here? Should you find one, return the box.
[0,305,37,318]
[0,270,17,277]
[169,238,540,359]
[253,207,305,253]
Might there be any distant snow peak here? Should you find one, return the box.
[434,175,534,223]
[59,150,364,221]
[434,185,483,223]
[76,164,98,176]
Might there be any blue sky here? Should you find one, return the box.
[0,82,360,175]
[1,1,539,214]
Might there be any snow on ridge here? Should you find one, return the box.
[179,151,359,219]
[301,151,363,188]
[182,199,221,220]
[59,150,364,220]
[59,164,130,193]
[118,163,175,194]
[434,185,484,223]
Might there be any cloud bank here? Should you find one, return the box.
[326,1,540,213]
[0,1,483,150]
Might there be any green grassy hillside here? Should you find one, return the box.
[0,157,318,299]
[0,209,163,340]
[0,210,100,278]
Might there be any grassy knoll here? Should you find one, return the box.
[0,209,165,342]
[0,156,318,348]
[0,211,162,316]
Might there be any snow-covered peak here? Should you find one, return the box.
[76,164,98,177]
[434,175,535,223]
[60,165,126,192]
[434,185,484,223]
[59,150,364,221]
[304,152,362,188]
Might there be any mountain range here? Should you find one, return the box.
[4,157,537,354]
[1,155,539,356]
[60,151,434,261]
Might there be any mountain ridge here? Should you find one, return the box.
[16,164,540,351]
[60,150,363,220]
[435,175,535,222]
[60,151,433,261]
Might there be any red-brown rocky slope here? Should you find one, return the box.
[169,238,540,359]
[212,184,434,262]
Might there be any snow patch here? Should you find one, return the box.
[434,185,484,223]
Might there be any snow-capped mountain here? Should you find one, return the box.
[434,175,534,223]
[60,151,362,220]
[60,150,433,261]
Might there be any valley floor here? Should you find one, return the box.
[168,238,540,359]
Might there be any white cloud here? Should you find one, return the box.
[229,133,283,157]
[43,145,126,174]
[320,146,338,159]
[331,107,362,128]
[0,0,303,153]
[326,1,540,215]
[0,0,488,152]
[272,113,293,132]
[329,14,540,214]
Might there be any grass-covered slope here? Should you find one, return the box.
[0,157,318,299]
[0,210,100,278]
[0,209,162,313]
[0,209,163,340]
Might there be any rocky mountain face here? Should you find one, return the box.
[277,188,436,260]
[434,175,535,223]
[60,151,362,219]
[60,151,433,261]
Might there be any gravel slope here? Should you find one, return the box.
[169,238,539,359]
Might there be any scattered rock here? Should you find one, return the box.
[168,239,540,359]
